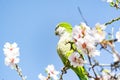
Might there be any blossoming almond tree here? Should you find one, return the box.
[54,0,120,80]
[2,0,120,80]
[38,64,59,80]
[3,42,26,80]
[54,22,120,80]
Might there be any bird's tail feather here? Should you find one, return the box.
[71,66,88,80]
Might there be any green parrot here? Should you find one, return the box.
[55,22,89,80]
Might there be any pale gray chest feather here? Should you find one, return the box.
[57,40,71,55]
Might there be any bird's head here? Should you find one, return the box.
[55,22,72,37]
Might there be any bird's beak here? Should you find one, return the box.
[55,31,58,35]
[55,26,59,35]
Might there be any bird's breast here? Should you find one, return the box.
[57,40,71,55]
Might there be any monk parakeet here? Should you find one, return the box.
[55,22,88,80]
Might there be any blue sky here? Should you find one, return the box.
[0,0,120,80]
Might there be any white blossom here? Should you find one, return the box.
[90,78,95,80]
[72,23,90,42]
[38,73,47,80]
[3,42,20,68]
[87,44,100,57]
[68,52,85,67]
[72,23,101,57]
[80,22,91,31]
[3,42,20,57]
[45,64,59,80]
[5,56,19,66]
[113,53,120,62]
[106,0,113,3]
[95,23,106,30]
[101,72,111,80]
[75,36,100,57]
[100,69,115,80]
[93,31,106,43]
[72,25,82,42]
[116,73,120,80]
[92,23,106,43]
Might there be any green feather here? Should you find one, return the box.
[71,66,88,80]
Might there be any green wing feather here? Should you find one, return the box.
[71,66,88,80]
[66,43,89,80]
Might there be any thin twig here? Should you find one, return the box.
[105,16,120,26]
[89,63,111,68]
[87,55,98,78]
[59,65,68,80]
[104,48,113,54]
[77,6,89,26]
[86,48,98,78]
[46,74,51,80]
[15,64,26,80]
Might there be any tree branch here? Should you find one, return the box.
[105,16,120,26]
[59,65,68,80]
[15,64,26,80]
